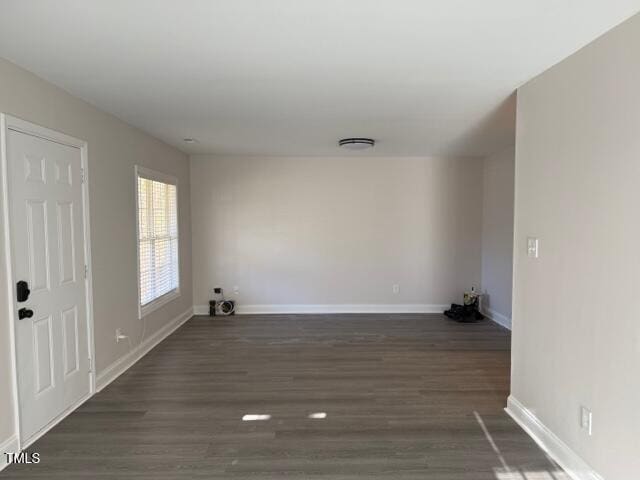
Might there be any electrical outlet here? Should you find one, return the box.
[115,328,129,343]
[233,286,240,295]
[392,284,400,294]
[580,406,593,436]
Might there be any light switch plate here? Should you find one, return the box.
[580,406,593,436]
[527,237,539,258]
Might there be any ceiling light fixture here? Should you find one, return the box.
[183,137,197,143]
[339,138,375,150]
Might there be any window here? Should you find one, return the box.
[135,166,179,317]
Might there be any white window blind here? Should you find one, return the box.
[136,167,179,315]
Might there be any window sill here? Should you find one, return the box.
[139,289,181,319]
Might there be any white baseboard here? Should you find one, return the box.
[96,307,193,392]
[0,434,19,472]
[481,306,511,330]
[194,304,449,315]
[505,396,603,480]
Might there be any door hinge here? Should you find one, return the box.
[84,265,88,278]
[88,356,93,373]
[81,168,85,183]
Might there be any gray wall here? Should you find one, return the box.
[191,155,484,310]
[480,145,514,328]
[512,12,640,479]
[0,58,192,446]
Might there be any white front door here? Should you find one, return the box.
[6,127,91,444]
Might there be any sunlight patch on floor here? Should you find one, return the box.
[241,414,271,421]
[474,411,567,480]
[494,469,565,480]
[308,412,327,419]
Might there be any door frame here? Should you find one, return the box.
[0,114,96,449]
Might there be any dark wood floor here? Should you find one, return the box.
[3,314,567,479]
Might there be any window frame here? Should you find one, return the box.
[134,165,181,319]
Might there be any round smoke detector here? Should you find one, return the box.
[339,138,375,150]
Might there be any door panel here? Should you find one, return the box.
[33,315,54,394]
[24,154,45,184]
[55,159,72,186]
[56,201,76,285]
[62,306,79,377]
[26,199,50,293]
[7,128,90,443]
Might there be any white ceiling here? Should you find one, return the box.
[0,1,639,157]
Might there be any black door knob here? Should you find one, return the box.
[18,308,33,320]
[16,281,30,303]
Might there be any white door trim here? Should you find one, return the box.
[0,114,96,450]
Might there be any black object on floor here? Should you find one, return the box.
[444,301,484,322]
[209,299,236,316]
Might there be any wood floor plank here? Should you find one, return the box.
[2,314,568,479]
